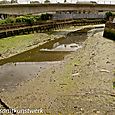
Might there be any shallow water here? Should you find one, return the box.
[0,27,103,92]
[0,32,87,65]
[0,62,60,92]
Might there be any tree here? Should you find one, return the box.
[5,17,15,24]
[30,1,40,4]
[40,13,52,20]
[44,0,50,3]
[64,0,67,3]
[105,12,113,20]
[0,0,10,4]
[11,0,18,3]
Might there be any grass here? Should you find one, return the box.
[0,25,77,58]
[0,24,99,58]
[0,34,34,53]
[0,33,52,57]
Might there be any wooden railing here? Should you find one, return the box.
[0,19,105,31]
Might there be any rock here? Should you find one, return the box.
[74,106,78,108]
[70,56,73,59]
[80,108,84,113]
[110,93,115,97]
[106,61,110,64]
[87,99,92,102]
[14,63,16,66]
[93,109,100,114]
[74,64,79,66]
[52,70,55,74]
[2,89,5,91]
[100,69,110,73]
[113,82,115,88]
[48,39,51,41]
[96,111,100,114]
[72,73,80,77]
[0,54,2,57]
[92,52,95,56]
[113,70,115,76]
[59,84,67,86]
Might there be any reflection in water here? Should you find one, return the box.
[40,43,82,51]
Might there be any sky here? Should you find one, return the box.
[0,0,115,4]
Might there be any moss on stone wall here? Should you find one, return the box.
[103,28,115,41]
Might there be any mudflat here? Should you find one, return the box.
[0,24,115,114]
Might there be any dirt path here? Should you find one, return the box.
[0,25,115,115]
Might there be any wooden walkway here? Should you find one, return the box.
[0,20,105,39]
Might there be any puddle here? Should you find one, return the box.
[0,62,60,92]
[0,27,103,92]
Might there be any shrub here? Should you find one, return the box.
[0,13,52,25]
[0,20,6,24]
[40,13,52,20]
[16,16,23,23]
[105,12,113,20]
[5,17,15,24]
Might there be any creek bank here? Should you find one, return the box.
[1,24,114,114]
[0,24,94,92]
[103,21,115,41]
[0,33,64,60]
[0,24,105,61]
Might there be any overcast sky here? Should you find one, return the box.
[1,0,115,4]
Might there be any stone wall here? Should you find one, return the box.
[103,22,115,40]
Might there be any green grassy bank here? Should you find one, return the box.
[0,33,57,59]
